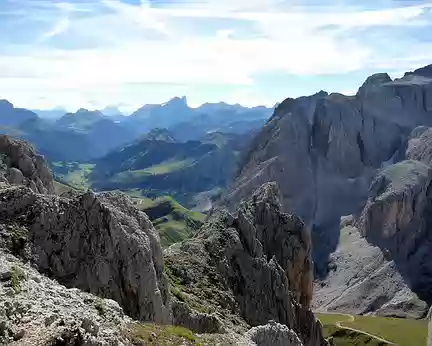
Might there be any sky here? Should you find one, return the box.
[0,0,431,112]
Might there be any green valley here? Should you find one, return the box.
[316,312,428,346]
[135,196,206,248]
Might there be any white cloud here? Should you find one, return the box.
[0,0,431,110]
[40,17,70,40]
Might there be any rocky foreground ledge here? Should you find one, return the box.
[0,134,327,345]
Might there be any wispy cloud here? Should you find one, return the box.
[0,0,431,110]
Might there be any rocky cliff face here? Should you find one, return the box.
[226,66,432,271]
[407,126,432,165]
[356,160,432,305]
[0,135,54,194]
[225,65,432,316]
[165,183,327,346]
[0,186,171,323]
[314,146,432,317]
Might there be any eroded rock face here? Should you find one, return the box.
[0,135,54,194]
[407,127,432,165]
[313,222,428,318]
[225,65,432,317]
[225,66,432,278]
[165,183,327,346]
[236,182,313,308]
[0,185,170,324]
[356,160,432,304]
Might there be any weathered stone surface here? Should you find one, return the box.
[171,300,223,334]
[314,160,432,317]
[0,135,54,194]
[355,160,432,306]
[313,223,427,318]
[236,182,313,308]
[0,250,131,346]
[165,183,327,346]
[407,127,432,165]
[0,186,171,324]
[244,320,304,346]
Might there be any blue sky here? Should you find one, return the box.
[0,0,431,111]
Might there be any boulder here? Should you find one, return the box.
[244,320,304,346]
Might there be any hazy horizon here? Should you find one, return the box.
[0,0,431,111]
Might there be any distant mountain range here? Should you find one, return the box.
[0,97,272,162]
[90,129,253,209]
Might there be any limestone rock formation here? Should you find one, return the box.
[0,135,54,194]
[225,66,432,262]
[0,249,131,346]
[356,160,432,304]
[165,183,327,346]
[313,221,427,318]
[314,160,432,317]
[236,182,313,308]
[0,185,171,324]
[224,65,432,316]
[407,126,432,165]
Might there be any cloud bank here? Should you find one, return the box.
[0,0,431,111]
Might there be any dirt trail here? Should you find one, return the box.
[316,312,396,345]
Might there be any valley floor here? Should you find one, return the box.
[316,312,428,346]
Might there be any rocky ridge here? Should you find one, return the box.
[0,185,171,324]
[165,183,327,346]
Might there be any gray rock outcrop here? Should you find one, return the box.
[0,250,131,346]
[356,160,432,305]
[314,160,432,317]
[0,135,54,194]
[313,221,427,318]
[0,185,171,324]
[165,183,327,346]
[407,127,432,165]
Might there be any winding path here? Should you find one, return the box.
[316,312,396,345]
